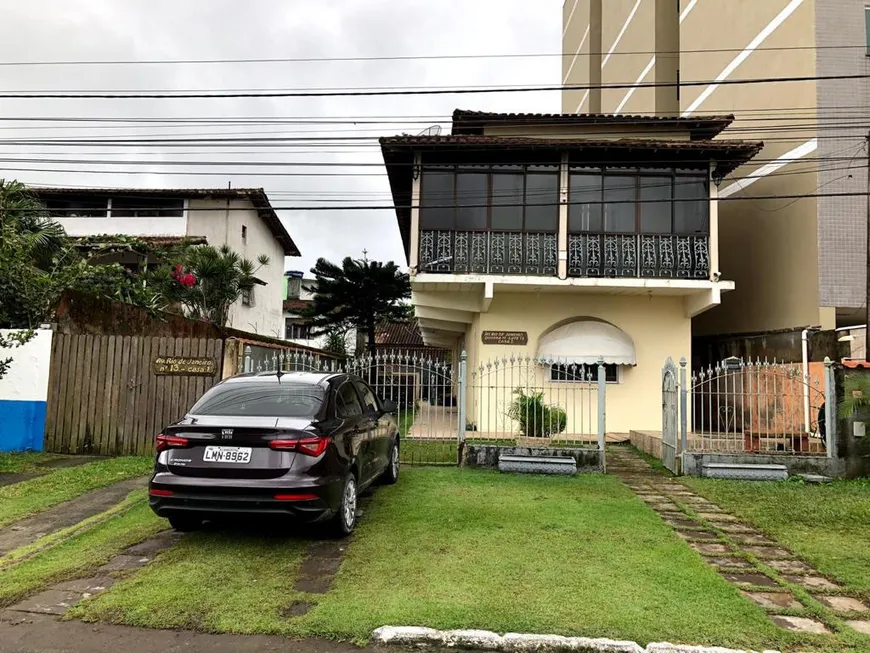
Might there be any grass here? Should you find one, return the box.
[72,468,814,649]
[682,476,870,598]
[0,456,153,528]
[0,497,164,608]
[0,452,63,473]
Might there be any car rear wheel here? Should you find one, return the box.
[168,515,203,532]
[331,473,357,537]
[381,441,399,485]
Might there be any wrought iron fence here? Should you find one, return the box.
[687,357,834,455]
[419,229,558,275]
[245,347,459,465]
[466,355,605,451]
[567,233,709,278]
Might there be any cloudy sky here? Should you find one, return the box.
[0,0,559,274]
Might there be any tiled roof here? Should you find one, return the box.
[283,298,311,313]
[32,186,300,257]
[374,320,425,347]
[451,109,735,140]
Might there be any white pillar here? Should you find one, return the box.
[709,163,719,281]
[410,152,422,274]
[558,153,569,279]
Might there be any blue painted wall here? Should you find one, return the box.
[0,400,46,452]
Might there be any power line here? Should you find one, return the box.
[0,44,865,67]
[1,73,868,100]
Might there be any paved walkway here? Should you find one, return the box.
[607,447,870,637]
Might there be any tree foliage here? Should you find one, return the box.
[301,257,411,352]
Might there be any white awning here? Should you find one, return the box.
[537,320,637,366]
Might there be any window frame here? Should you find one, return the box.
[567,167,709,236]
[419,164,560,234]
[110,196,184,218]
[335,380,364,418]
[352,379,381,414]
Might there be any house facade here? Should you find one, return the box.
[381,110,761,433]
[282,271,357,355]
[36,187,299,339]
[562,0,869,350]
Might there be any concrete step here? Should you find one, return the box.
[498,455,577,476]
[701,463,788,481]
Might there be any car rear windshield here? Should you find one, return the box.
[189,381,324,418]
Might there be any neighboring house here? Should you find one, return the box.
[561,0,869,360]
[380,109,761,433]
[359,320,449,359]
[282,271,356,355]
[35,187,300,339]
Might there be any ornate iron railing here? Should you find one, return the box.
[567,233,710,279]
[419,230,558,276]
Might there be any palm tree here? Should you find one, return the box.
[0,179,67,269]
[152,245,270,328]
[302,257,411,353]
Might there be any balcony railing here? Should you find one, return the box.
[419,230,558,276]
[567,233,710,279]
[418,230,710,279]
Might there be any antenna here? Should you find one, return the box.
[416,125,442,136]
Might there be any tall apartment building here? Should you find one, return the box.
[562,0,869,354]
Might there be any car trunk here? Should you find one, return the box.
[163,416,314,479]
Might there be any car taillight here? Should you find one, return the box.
[149,488,174,497]
[155,434,189,453]
[274,493,318,501]
[268,437,329,457]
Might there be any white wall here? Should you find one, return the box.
[55,215,187,237]
[187,199,287,338]
[0,329,53,452]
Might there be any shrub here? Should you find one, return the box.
[507,389,568,438]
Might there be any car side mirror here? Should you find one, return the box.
[381,399,397,414]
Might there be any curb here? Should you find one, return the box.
[371,627,781,653]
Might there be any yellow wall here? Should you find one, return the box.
[464,292,690,434]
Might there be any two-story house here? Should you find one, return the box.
[36,187,299,338]
[282,271,357,355]
[380,109,761,433]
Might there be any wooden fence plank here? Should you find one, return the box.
[90,335,107,453]
[112,336,129,455]
[137,336,156,457]
[100,336,117,455]
[61,334,80,454]
[69,334,90,454]
[44,333,66,452]
[121,336,140,456]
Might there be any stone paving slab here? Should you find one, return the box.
[52,576,117,593]
[97,554,151,573]
[662,518,704,529]
[742,546,792,559]
[715,523,761,534]
[846,619,870,635]
[675,530,720,542]
[9,589,83,615]
[770,615,831,634]
[766,559,814,574]
[728,533,778,547]
[723,573,780,588]
[785,575,842,591]
[697,512,738,522]
[813,595,870,613]
[688,542,731,555]
[704,556,753,570]
[741,591,803,610]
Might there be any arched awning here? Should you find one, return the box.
[537,320,637,366]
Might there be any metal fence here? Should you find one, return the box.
[467,355,606,451]
[685,357,836,456]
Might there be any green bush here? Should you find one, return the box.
[507,389,567,438]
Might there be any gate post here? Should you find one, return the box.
[824,357,837,459]
[597,357,607,472]
[243,345,252,374]
[679,357,688,458]
[457,350,468,465]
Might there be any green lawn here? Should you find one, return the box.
[0,497,164,608]
[0,452,63,473]
[72,468,815,649]
[0,456,152,528]
[682,476,870,598]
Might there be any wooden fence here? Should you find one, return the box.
[44,334,224,456]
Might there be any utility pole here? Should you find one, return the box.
[866,131,870,361]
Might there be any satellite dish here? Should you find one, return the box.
[416,125,442,136]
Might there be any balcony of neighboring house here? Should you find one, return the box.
[416,164,712,280]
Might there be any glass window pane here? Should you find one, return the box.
[112,197,183,217]
[190,382,324,418]
[569,173,602,232]
[336,382,363,418]
[675,177,709,233]
[603,176,636,233]
[491,173,524,230]
[639,176,672,233]
[525,172,559,232]
[420,169,454,230]
[456,172,488,230]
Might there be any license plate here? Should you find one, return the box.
[203,446,252,464]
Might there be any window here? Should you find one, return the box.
[524,169,559,232]
[569,173,602,232]
[285,320,312,340]
[111,197,184,217]
[241,225,247,241]
[491,168,524,230]
[242,287,254,307]
[456,170,488,230]
[674,176,709,234]
[43,196,108,218]
[550,363,619,383]
[353,380,380,414]
[335,382,363,418]
[190,381,324,418]
[866,6,870,55]
[420,168,454,229]
[639,176,673,233]
[603,176,636,233]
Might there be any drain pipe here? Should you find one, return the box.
[801,328,811,434]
